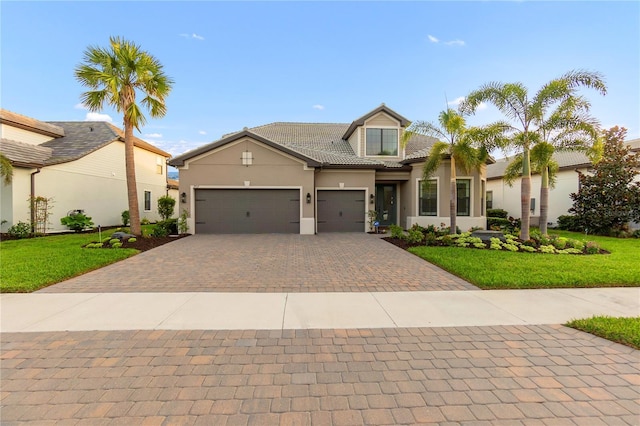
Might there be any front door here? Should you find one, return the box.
[375,184,397,226]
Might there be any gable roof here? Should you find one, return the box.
[342,104,410,140]
[42,121,169,165]
[0,138,53,167]
[0,109,65,138]
[170,107,439,169]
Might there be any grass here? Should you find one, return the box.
[566,316,640,349]
[0,229,139,293]
[408,230,640,289]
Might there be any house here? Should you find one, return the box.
[486,138,640,228]
[0,109,172,233]
[169,104,493,234]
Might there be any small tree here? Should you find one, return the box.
[569,127,640,235]
[157,195,176,221]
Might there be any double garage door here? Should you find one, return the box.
[194,189,365,234]
[195,189,300,234]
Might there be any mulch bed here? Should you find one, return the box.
[383,237,422,250]
[91,234,190,251]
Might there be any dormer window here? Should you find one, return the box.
[366,128,398,156]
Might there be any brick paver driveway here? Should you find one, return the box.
[2,325,638,424]
[40,234,476,293]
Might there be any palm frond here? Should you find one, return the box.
[0,153,13,185]
[422,142,449,179]
[451,140,480,175]
[503,155,523,187]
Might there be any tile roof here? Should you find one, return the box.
[42,121,169,165]
[0,138,53,167]
[171,110,437,169]
[0,109,65,138]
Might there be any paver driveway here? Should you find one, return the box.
[39,234,476,293]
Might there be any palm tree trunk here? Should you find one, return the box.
[539,166,549,235]
[124,119,142,236]
[520,148,531,241]
[450,156,457,234]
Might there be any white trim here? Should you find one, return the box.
[315,187,370,233]
[416,177,439,217]
[191,185,307,235]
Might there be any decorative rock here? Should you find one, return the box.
[111,231,136,241]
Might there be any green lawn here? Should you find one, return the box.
[409,230,640,289]
[0,230,138,293]
[566,316,640,349]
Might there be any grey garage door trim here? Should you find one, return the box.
[316,189,366,233]
[194,188,301,234]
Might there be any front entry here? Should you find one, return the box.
[375,184,397,226]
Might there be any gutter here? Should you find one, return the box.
[30,168,41,232]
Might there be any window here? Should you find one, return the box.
[241,151,253,166]
[144,191,151,211]
[486,191,493,210]
[419,179,437,216]
[457,179,471,216]
[366,128,398,156]
[156,157,164,175]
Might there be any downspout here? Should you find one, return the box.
[30,167,41,232]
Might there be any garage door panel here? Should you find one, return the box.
[195,189,299,234]
[317,190,365,233]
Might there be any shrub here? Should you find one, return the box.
[473,242,486,249]
[60,213,94,232]
[521,245,536,252]
[141,218,151,225]
[503,243,519,252]
[552,237,568,250]
[487,217,510,229]
[111,242,122,248]
[440,235,454,246]
[109,238,120,245]
[121,210,130,226]
[157,195,176,221]
[586,241,600,254]
[178,210,189,234]
[7,221,31,239]
[389,224,404,239]
[406,227,424,244]
[127,237,137,243]
[85,243,103,249]
[152,219,178,237]
[487,209,509,219]
[556,215,581,232]
[633,229,640,239]
[539,245,556,254]
[424,233,438,246]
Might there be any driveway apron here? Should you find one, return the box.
[39,234,477,293]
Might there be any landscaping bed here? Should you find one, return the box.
[85,234,189,251]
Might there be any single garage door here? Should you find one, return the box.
[194,189,300,234]
[317,190,365,232]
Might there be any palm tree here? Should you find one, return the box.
[401,109,504,234]
[0,153,13,185]
[75,36,173,235]
[461,70,606,240]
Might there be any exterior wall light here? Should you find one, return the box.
[306,193,312,204]
[180,192,187,204]
[370,193,375,204]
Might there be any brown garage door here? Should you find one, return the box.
[194,189,300,234]
[317,190,365,232]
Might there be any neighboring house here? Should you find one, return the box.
[0,109,171,232]
[169,104,493,234]
[486,138,640,228]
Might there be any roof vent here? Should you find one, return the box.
[243,127,248,131]
[89,126,93,132]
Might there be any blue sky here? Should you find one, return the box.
[2,1,639,160]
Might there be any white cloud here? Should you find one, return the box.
[428,34,465,47]
[74,103,88,110]
[447,96,487,111]
[85,112,112,122]
[179,33,204,40]
[198,130,207,135]
[444,40,465,46]
[144,133,162,138]
[312,104,325,110]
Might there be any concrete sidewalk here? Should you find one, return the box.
[2,287,638,332]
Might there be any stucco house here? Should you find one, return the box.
[0,109,172,233]
[169,105,493,234]
[486,138,640,228]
